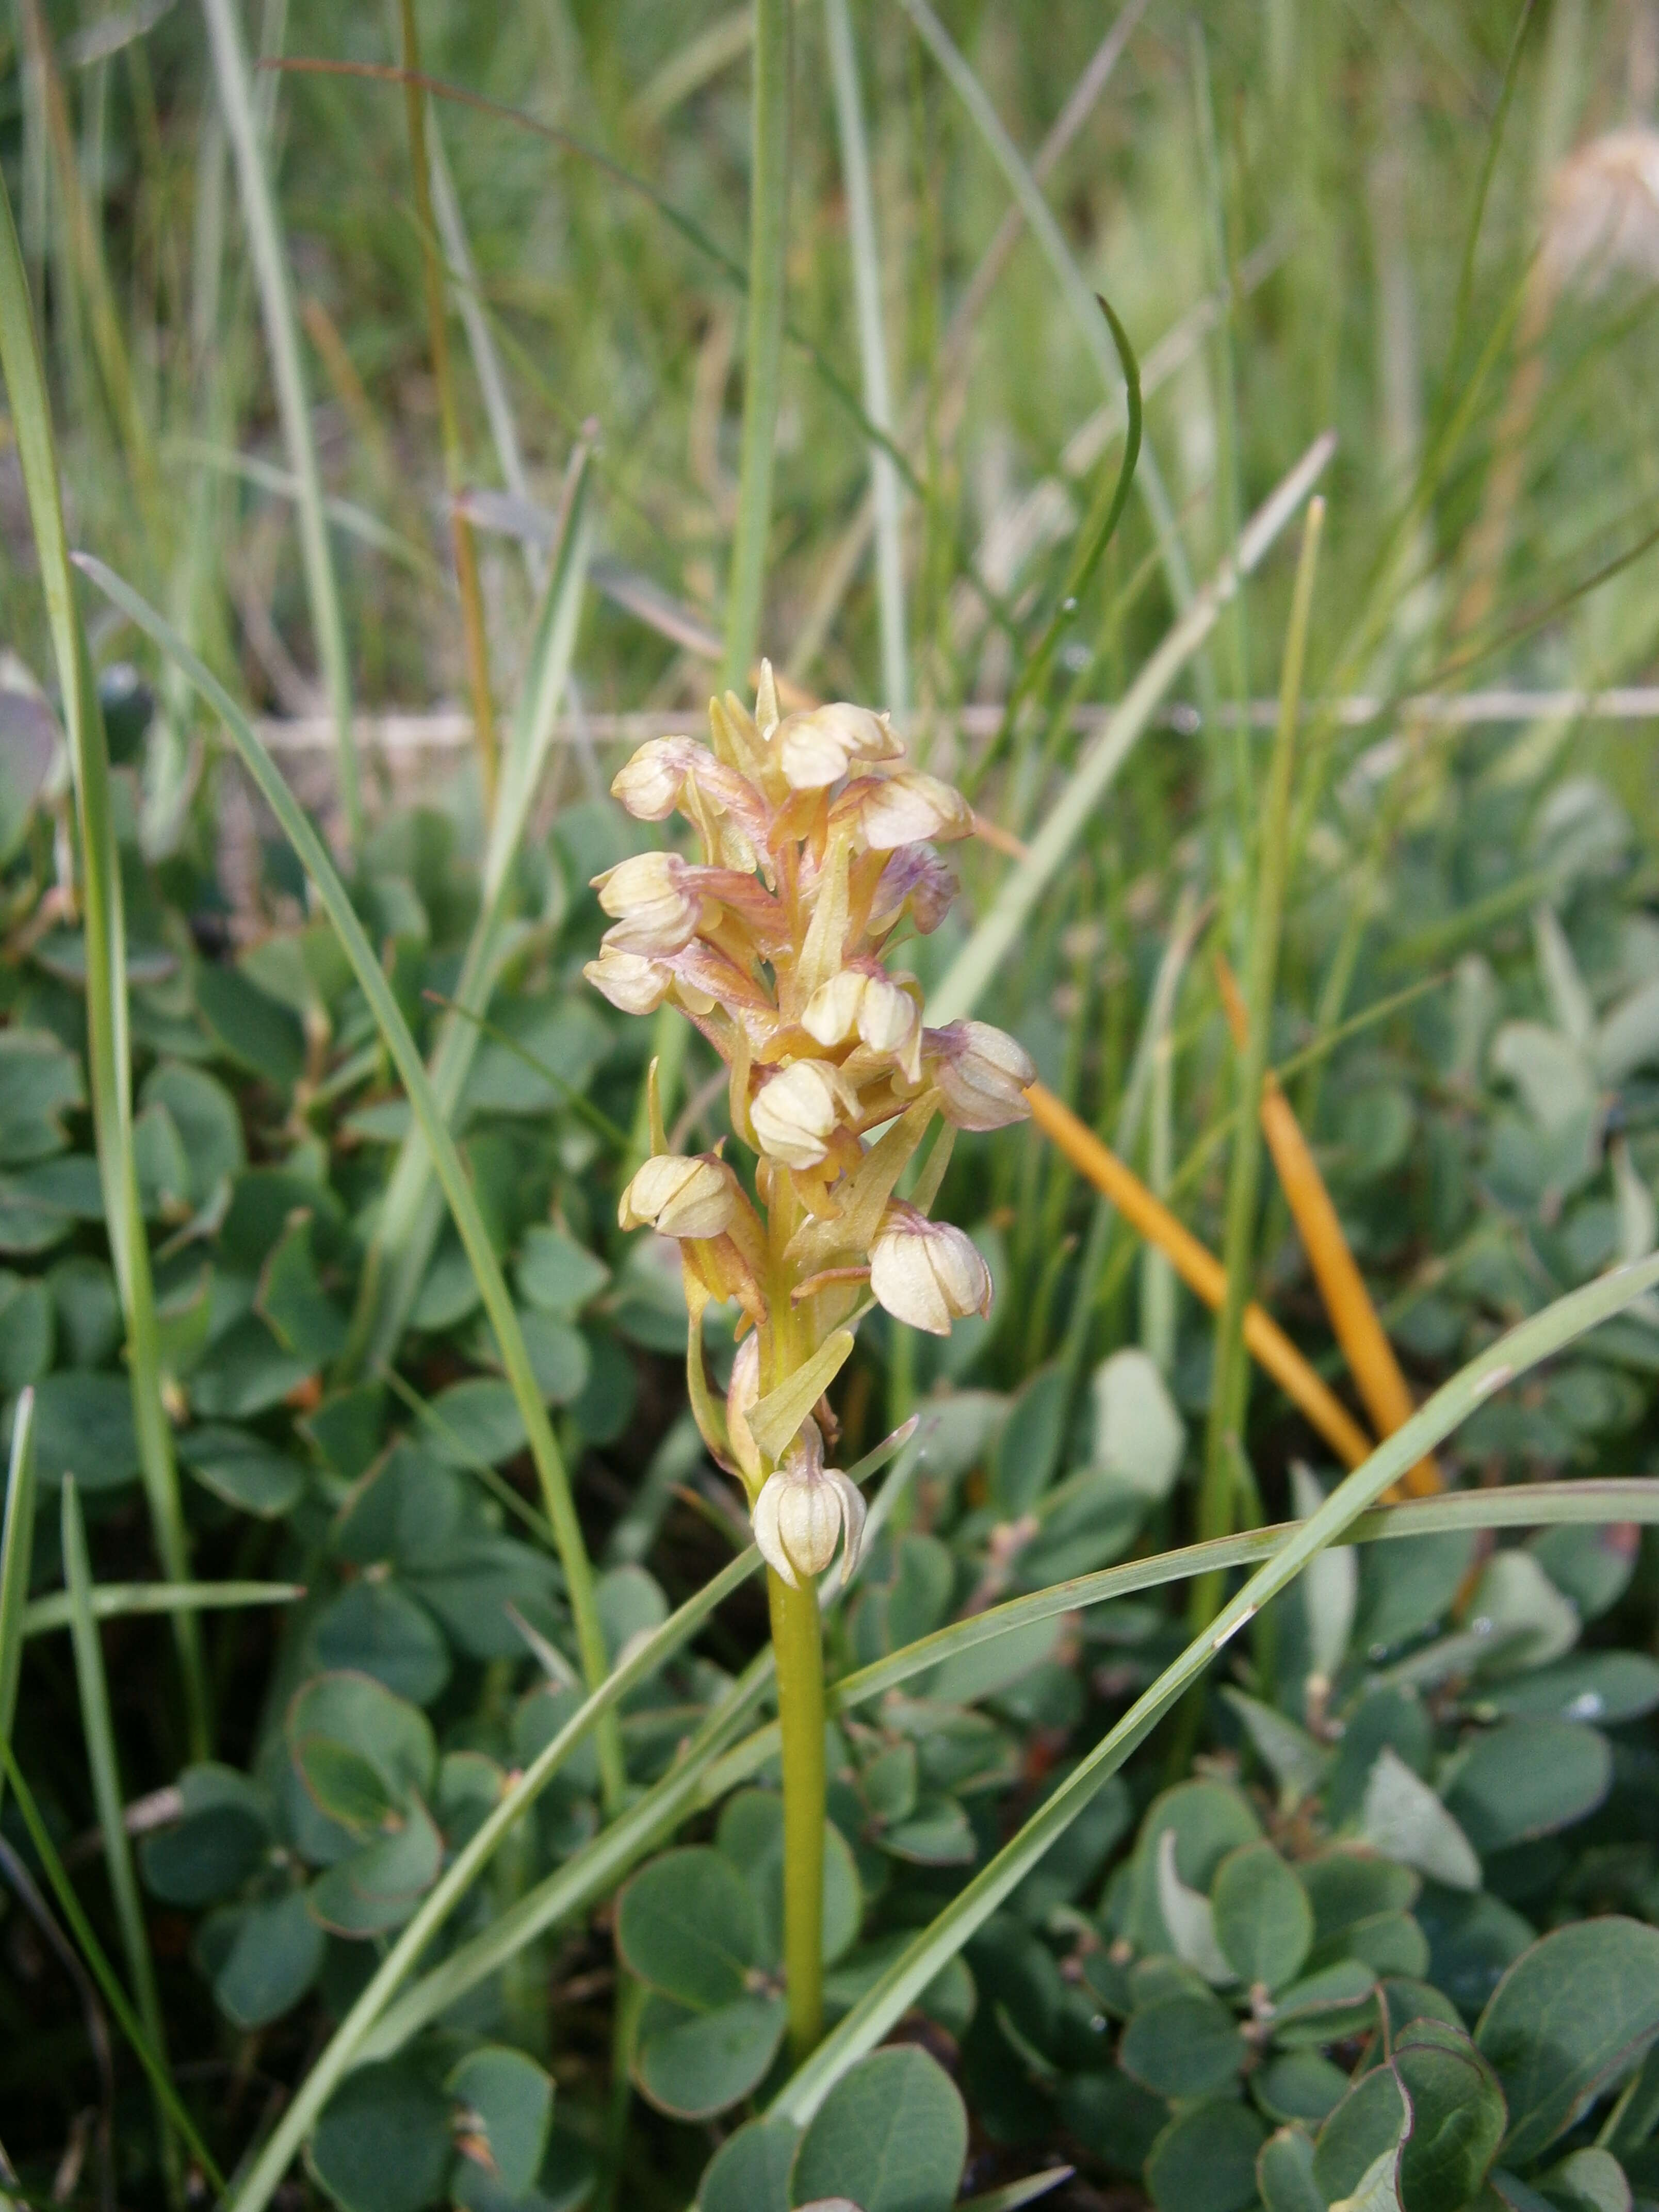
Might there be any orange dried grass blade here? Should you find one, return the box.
[1026,1080,1373,1469]
[1215,958,1442,1497]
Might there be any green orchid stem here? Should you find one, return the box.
[769,1564,825,2059]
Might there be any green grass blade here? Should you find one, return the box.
[199,0,361,844]
[824,0,907,711]
[894,0,1191,615]
[75,549,622,1815]
[771,1251,1659,2122]
[214,1546,759,2212]
[928,432,1335,1027]
[360,1422,916,2059]
[517,1460,1659,2043]
[359,1650,777,2064]
[1192,497,1325,1624]
[0,1742,224,2192]
[0,163,208,1759]
[723,0,792,688]
[24,1581,304,1637]
[348,447,594,1376]
[428,121,537,581]
[827,1477,1659,1717]
[60,1476,181,2203]
[0,1389,39,1821]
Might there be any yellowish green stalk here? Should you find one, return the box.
[770,1567,826,2058]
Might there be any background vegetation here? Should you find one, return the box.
[7,2,1659,2208]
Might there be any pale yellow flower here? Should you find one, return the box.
[750,1059,844,1169]
[839,770,973,852]
[618,1153,738,1240]
[870,1203,991,1335]
[750,1420,866,1587]
[583,947,673,1015]
[593,851,701,955]
[801,964,921,1080]
[928,1019,1036,1131]
[776,702,903,791]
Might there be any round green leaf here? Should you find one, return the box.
[1257,2126,1324,2212]
[1314,2068,1408,2206]
[788,2045,967,2212]
[312,1582,451,1706]
[516,1226,609,1318]
[48,1255,120,1367]
[179,1422,304,1518]
[701,2117,800,2212]
[196,961,305,1088]
[309,2061,453,2212]
[616,1847,760,2009]
[715,1790,864,1969]
[1475,1917,1659,2166]
[1445,1718,1611,1852]
[633,1991,787,2119]
[1392,2020,1506,2212]
[1361,1748,1479,1892]
[1128,1782,1261,1956]
[1146,2099,1267,2212]
[27,1370,138,1490]
[1212,1841,1313,1993]
[1489,1651,1659,1726]
[309,1802,443,1936]
[0,1272,54,1391]
[448,2047,553,2199]
[1253,2053,1351,2127]
[213,1888,326,2028]
[287,1672,436,1800]
[425,1378,527,1467]
[1302,1851,1420,1949]
[516,1308,590,1405]
[1120,1993,1247,2099]
[1537,2148,1635,2212]
[141,1767,269,1905]
[140,1061,244,1207]
[879,1794,976,1868]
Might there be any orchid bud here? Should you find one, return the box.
[618,1153,738,1240]
[750,1059,842,1169]
[868,847,958,938]
[802,965,921,1079]
[928,1019,1036,1131]
[841,770,972,852]
[870,1202,992,1335]
[751,1420,867,1588]
[593,851,701,956]
[776,702,903,791]
[583,947,674,1015]
[610,737,698,820]
[726,1330,763,1489]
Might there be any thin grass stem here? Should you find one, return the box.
[0,167,208,1758]
[201,0,361,843]
[723,0,792,688]
[61,1477,180,2205]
